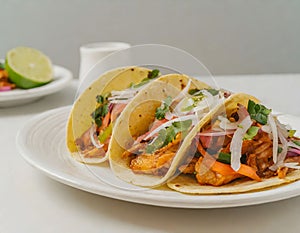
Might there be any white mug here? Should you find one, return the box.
[79,42,131,80]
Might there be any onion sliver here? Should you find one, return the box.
[89,126,104,149]
[198,130,235,137]
[143,115,198,141]
[230,116,252,171]
[268,114,278,164]
[288,141,300,150]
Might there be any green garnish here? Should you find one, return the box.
[181,93,205,112]
[293,140,300,146]
[98,123,113,143]
[278,147,283,153]
[91,93,110,127]
[217,152,231,164]
[131,69,160,88]
[206,88,219,96]
[247,100,271,125]
[155,96,172,120]
[148,69,160,79]
[289,130,296,138]
[188,88,219,96]
[145,129,167,154]
[145,119,192,154]
[243,126,260,140]
[0,62,5,69]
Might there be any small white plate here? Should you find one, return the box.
[16,106,300,208]
[0,65,73,107]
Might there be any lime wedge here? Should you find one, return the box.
[5,47,53,89]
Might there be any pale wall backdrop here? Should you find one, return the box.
[1,0,299,77]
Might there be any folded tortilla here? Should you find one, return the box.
[66,66,152,163]
[167,93,300,194]
[108,74,213,187]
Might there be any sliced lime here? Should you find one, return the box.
[5,47,53,89]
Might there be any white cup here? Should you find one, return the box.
[79,42,131,80]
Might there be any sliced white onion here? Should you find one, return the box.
[270,129,288,171]
[284,162,300,169]
[111,89,137,97]
[108,99,131,104]
[218,115,238,130]
[89,126,104,149]
[198,130,235,137]
[261,125,272,133]
[268,114,278,164]
[173,89,219,117]
[287,141,300,150]
[165,111,175,120]
[230,115,253,171]
[173,97,193,116]
[143,115,198,141]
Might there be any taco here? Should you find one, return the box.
[66,66,161,163]
[109,74,229,187]
[167,93,300,194]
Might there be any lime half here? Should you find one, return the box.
[5,47,53,89]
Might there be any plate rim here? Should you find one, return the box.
[16,106,300,209]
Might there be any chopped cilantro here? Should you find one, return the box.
[278,147,283,153]
[148,69,160,79]
[145,119,192,154]
[130,69,160,88]
[243,126,259,140]
[247,100,271,125]
[188,89,200,96]
[217,152,231,164]
[91,93,110,127]
[155,96,173,120]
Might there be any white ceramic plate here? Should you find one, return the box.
[16,106,300,208]
[0,65,73,107]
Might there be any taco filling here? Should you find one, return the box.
[74,69,160,160]
[178,100,300,187]
[121,82,229,176]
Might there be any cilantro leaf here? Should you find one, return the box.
[130,69,160,88]
[91,93,110,127]
[155,96,172,120]
[148,69,160,79]
[0,62,5,70]
[247,100,271,125]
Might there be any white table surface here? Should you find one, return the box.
[1,74,300,233]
